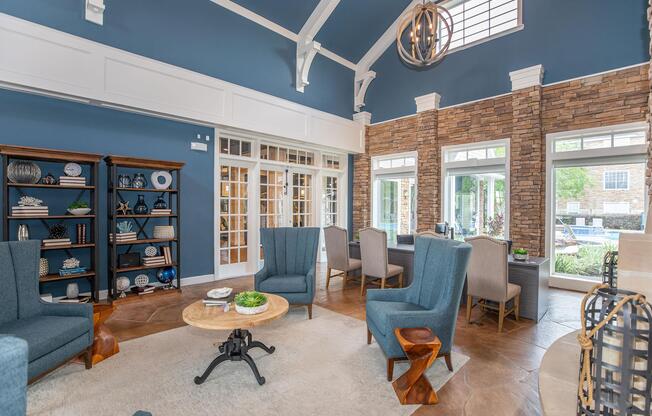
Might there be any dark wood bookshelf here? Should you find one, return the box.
[111,287,181,305]
[105,155,184,301]
[0,145,102,301]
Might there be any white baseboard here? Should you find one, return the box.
[549,275,595,292]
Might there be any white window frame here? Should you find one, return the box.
[215,129,348,280]
[441,138,511,240]
[603,170,629,191]
[545,121,649,292]
[438,0,524,56]
[371,151,419,237]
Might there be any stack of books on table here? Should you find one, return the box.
[58,267,87,276]
[109,232,137,242]
[12,206,49,216]
[151,208,172,215]
[42,238,72,248]
[143,255,167,267]
[58,296,91,304]
[59,176,86,186]
[131,285,156,295]
[161,246,172,263]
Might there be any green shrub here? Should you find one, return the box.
[555,242,617,277]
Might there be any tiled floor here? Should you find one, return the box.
[106,265,584,416]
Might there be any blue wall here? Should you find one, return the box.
[0,89,214,297]
[0,0,354,119]
[365,0,650,122]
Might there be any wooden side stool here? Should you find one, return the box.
[392,327,441,405]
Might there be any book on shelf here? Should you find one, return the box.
[12,206,49,216]
[162,246,172,264]
[109,232,138,242]
[42,238,72,248]
[131,285,156,294]
[151,209,172,215]
[58,296,91,303]
[59,176,86,186]
[58,267,88,276]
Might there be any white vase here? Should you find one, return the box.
[66,283,79,299]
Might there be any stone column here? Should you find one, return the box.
[509,65,545,256]
[415,93,440,232]
[352,112,372,237]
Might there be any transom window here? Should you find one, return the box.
[553,130,646,153]
[322,153,342,170]
[260,143,315,166]
[604,171,629,190]
[444,143,506,163]
[438,0,521,52]
[372,154,416,170]
[219,137,252,157]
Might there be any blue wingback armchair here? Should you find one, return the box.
[0,241,94,382]
[365,236,472,381]
[0,336,27,416]
[254,227,320,319]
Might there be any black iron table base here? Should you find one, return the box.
[194,328,275,386]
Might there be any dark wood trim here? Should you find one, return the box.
[104,155,185,170]
[0,145,102,163]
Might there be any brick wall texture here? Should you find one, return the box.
[353,64,649,256]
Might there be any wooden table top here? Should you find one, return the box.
[182,293,289,330]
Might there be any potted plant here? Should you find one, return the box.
[67,200,91,216]
[513,248,529,261]
[234,291,269,315]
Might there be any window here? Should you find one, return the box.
[219,137,252,157]
[603,202,630,215]
[291,172,313,227]
[438,0,521,52]
[604,171,629,190]
[322,154,342,170]
[219,165,248,265]
[443,140,509,240]
[549,125,648,283]
[566,202,580,214]
[372,153,417,242]
[260,143,314,166]
[322,176,338,226]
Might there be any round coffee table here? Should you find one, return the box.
[182,293,289,386]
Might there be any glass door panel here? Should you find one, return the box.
[321,175,338,227]
[292,172,313,227]
[373,177,416,242]
[259,168,285,259]
[218,165,248,266]
[446,172,506,240]
[553,162,646,281]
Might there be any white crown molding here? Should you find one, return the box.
[296,0,340,92]
[415,92,441,113]
[353,111,372,126]
[0,13,364,153]
[509,64,544,91]
[85,0,105,25]
[209,0,356,71]
[354,70,376,112]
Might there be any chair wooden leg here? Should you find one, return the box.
[307,304,313,320]
[360,274,366,297]
[398,272,403,288]
[387,358,395,382]
[381,277,386,289]
[514,294,520,321]
[466,295,473,323]
[84,346,93,370]
[326,267,332,289]
[444,353,453,372]
[367,327,372,345]
[498,301,506,333]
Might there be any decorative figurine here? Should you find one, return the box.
[116,200,132,215]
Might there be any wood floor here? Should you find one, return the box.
[106,264,583,416]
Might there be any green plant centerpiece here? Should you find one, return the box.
[67,200,91,216]
[513,248,529,261]
[234,291,269,315]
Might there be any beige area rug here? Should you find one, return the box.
[27,306,469,416]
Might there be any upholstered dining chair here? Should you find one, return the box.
[324,226,361,289]
[366,236,472,381]
[465,235,521,332]
[359,228,404,296]
[255,227,320,319]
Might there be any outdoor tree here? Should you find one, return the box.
[556,167,592,199]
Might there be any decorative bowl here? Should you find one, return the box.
[513,253,529,261]
[153,225,175,239]
[8,161,41,184]
[67,208,91,216]
[235,302,269,315]
[207,287,232,299]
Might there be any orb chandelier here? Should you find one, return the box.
[396,1,453,67]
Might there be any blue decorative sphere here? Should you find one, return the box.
[156,267,176,284]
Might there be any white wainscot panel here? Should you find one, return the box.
[310,115,362,153]
[231,93,308,140]
[103,58,225,122]
[0,26,96,96]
